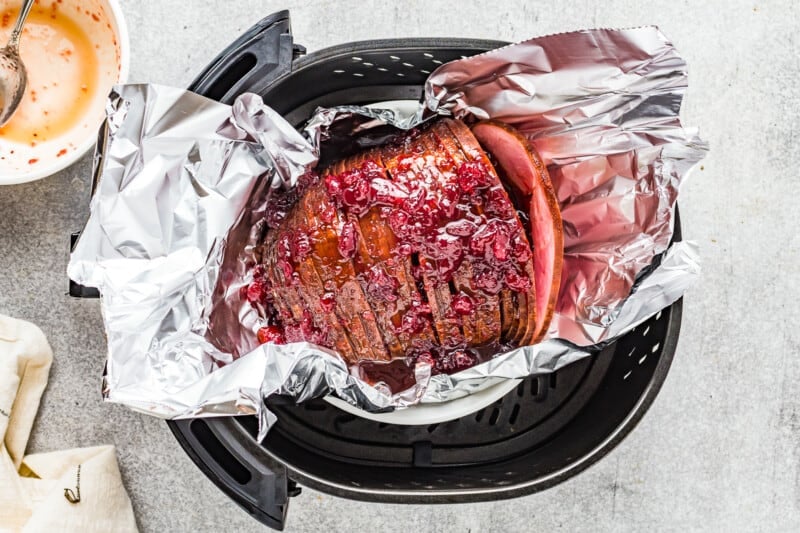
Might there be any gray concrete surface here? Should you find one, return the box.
[0,0,797,531]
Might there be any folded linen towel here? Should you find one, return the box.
[0,315,138,532]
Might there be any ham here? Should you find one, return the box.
[249,118,564,372]
[471,120,564,342]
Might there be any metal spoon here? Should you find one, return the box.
[0,0,35,127]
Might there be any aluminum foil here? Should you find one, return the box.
[68,26,707,438]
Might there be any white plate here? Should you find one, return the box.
[0,0,129,184]
[324,377,522,425]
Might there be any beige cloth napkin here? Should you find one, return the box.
[0,315,138,532]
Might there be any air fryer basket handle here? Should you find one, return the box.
[168,419,294,531]
[188,9,302,104]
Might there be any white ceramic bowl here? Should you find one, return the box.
[0,0,128,184]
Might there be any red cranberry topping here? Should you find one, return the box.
[474,268,503,295]
[396,155,416,173]
[405,187,427,212]
[277,233,292,261]
[445,219,478,237]
[512,235,532,263]
[505,269,532,292]
[338,220,358,258]
[341,179,371,213]
[483,186,515,218]
[396,292,433,336]
[492,230,510,262]
[291,231,312,261]
[257,325,286,345]
[246,279,269,306]
[399,312,429,335]
[409,292,432,314]
[468,219,497,256]
[325,174,343,198]
[451,293,475,316]
[319,292,336,313]
[370,178,408,206]
[441,182,460,204]
[415,302,432,316]
[413,351,436,368]
[456,160,492,193]
[430,231,463,260]
[320,202,336,224]
[326,161,386,215]
[434,257,461,281]
[284,309,329,346]
[388,209,410,238]
[365,264,400,302]
[296,170,320,192]
[434,349,477,373]
[277,259,293,280]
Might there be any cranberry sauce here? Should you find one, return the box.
[244,121,535,392]
[358,338,517,390]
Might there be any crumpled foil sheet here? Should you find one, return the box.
[69,26,707,439]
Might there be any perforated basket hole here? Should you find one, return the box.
[617,305,671,382]
[328,51,452,81]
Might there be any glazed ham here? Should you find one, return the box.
[247,118,563,376]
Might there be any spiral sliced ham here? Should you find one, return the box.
[250,118,563,370]
[471,120,564,343]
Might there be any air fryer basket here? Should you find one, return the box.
[78,10,683,531]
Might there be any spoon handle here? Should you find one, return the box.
[7,0,35,50]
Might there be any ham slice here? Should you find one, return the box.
[471,120,564,342]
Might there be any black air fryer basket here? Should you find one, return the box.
[74,11,684,531]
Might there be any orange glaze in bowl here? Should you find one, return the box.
[0,4,99,147]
